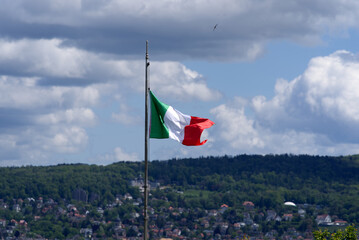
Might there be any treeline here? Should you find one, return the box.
[0,163,141,204]
[1,154,359,222]
[149,154,359,184]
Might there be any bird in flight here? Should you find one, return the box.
[213,24,218,31]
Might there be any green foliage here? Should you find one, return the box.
[147,155,359,221]
[2,154,359,218]
[313,225,357,240]
[2,154,359,238]
[0,163,140,204]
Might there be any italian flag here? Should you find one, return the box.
[150,91,214,146]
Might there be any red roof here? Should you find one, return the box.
[243,201,254,206]
[334,220,347,223]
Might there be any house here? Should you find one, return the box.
[243,201,255,210]
[124,193,133,201]
[10,219,18,226]
[57,207,66,215]
[298,209,306,218]
[150,181,160,189]
[316,214,332,225]
[130,178,144,188]
[80,228,93,238]
[148,207,155,215]
[46,198,56,206]
[42,206,52,214]
[233,222,243,230]
[208,210,218,217]
[172,228,181,236]
[257,212,265,221]
[13,204,21,213]
[201,219,210,228]
[19,220,27,227]
[0,202,9,209]
[266,210,277,221]
[334,220,348,226]
[243,212,253,225]
[74,213,86,220]
[67,204,77,212]
[97,207,104,215]
[251,223,260,231]
[0,219,6,227]
[219,204,229,214]
[219,222,229,235]
[171,211,179,217]
[283,213,293,221]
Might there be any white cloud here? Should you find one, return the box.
[303,51,359,121]
[110,60,221,101]
[0,124,89,166]
[0,38,219,165]
[149,61,221,101]
[211,97,264,150]
[0,39,88,78]
[0,39,219,101]
[2,0,359,60]
[211,51,359,156]
[51,126,88,153]
[114,147,140,162]
[36,108,96,126]
[112,102,141,125]
[252,51,359,140]
[85,147,140,165]
[0,76,100,109]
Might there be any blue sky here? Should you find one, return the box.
[1,0,359,166]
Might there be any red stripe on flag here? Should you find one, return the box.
[182,116,215,146]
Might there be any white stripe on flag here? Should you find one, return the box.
[164,106,191,142]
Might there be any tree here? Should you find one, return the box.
[313,225,357,240]
[126,227,138,237]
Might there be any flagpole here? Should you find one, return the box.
[144,40,150,240]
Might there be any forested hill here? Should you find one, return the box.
[2,154,359,222]
[2,154,359,199]
[149,154,359,185]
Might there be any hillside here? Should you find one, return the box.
[148,155,359,221]
[1,154,359,239]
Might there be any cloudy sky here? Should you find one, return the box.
[1,0,359,166]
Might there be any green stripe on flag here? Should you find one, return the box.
[150,91,170,139]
